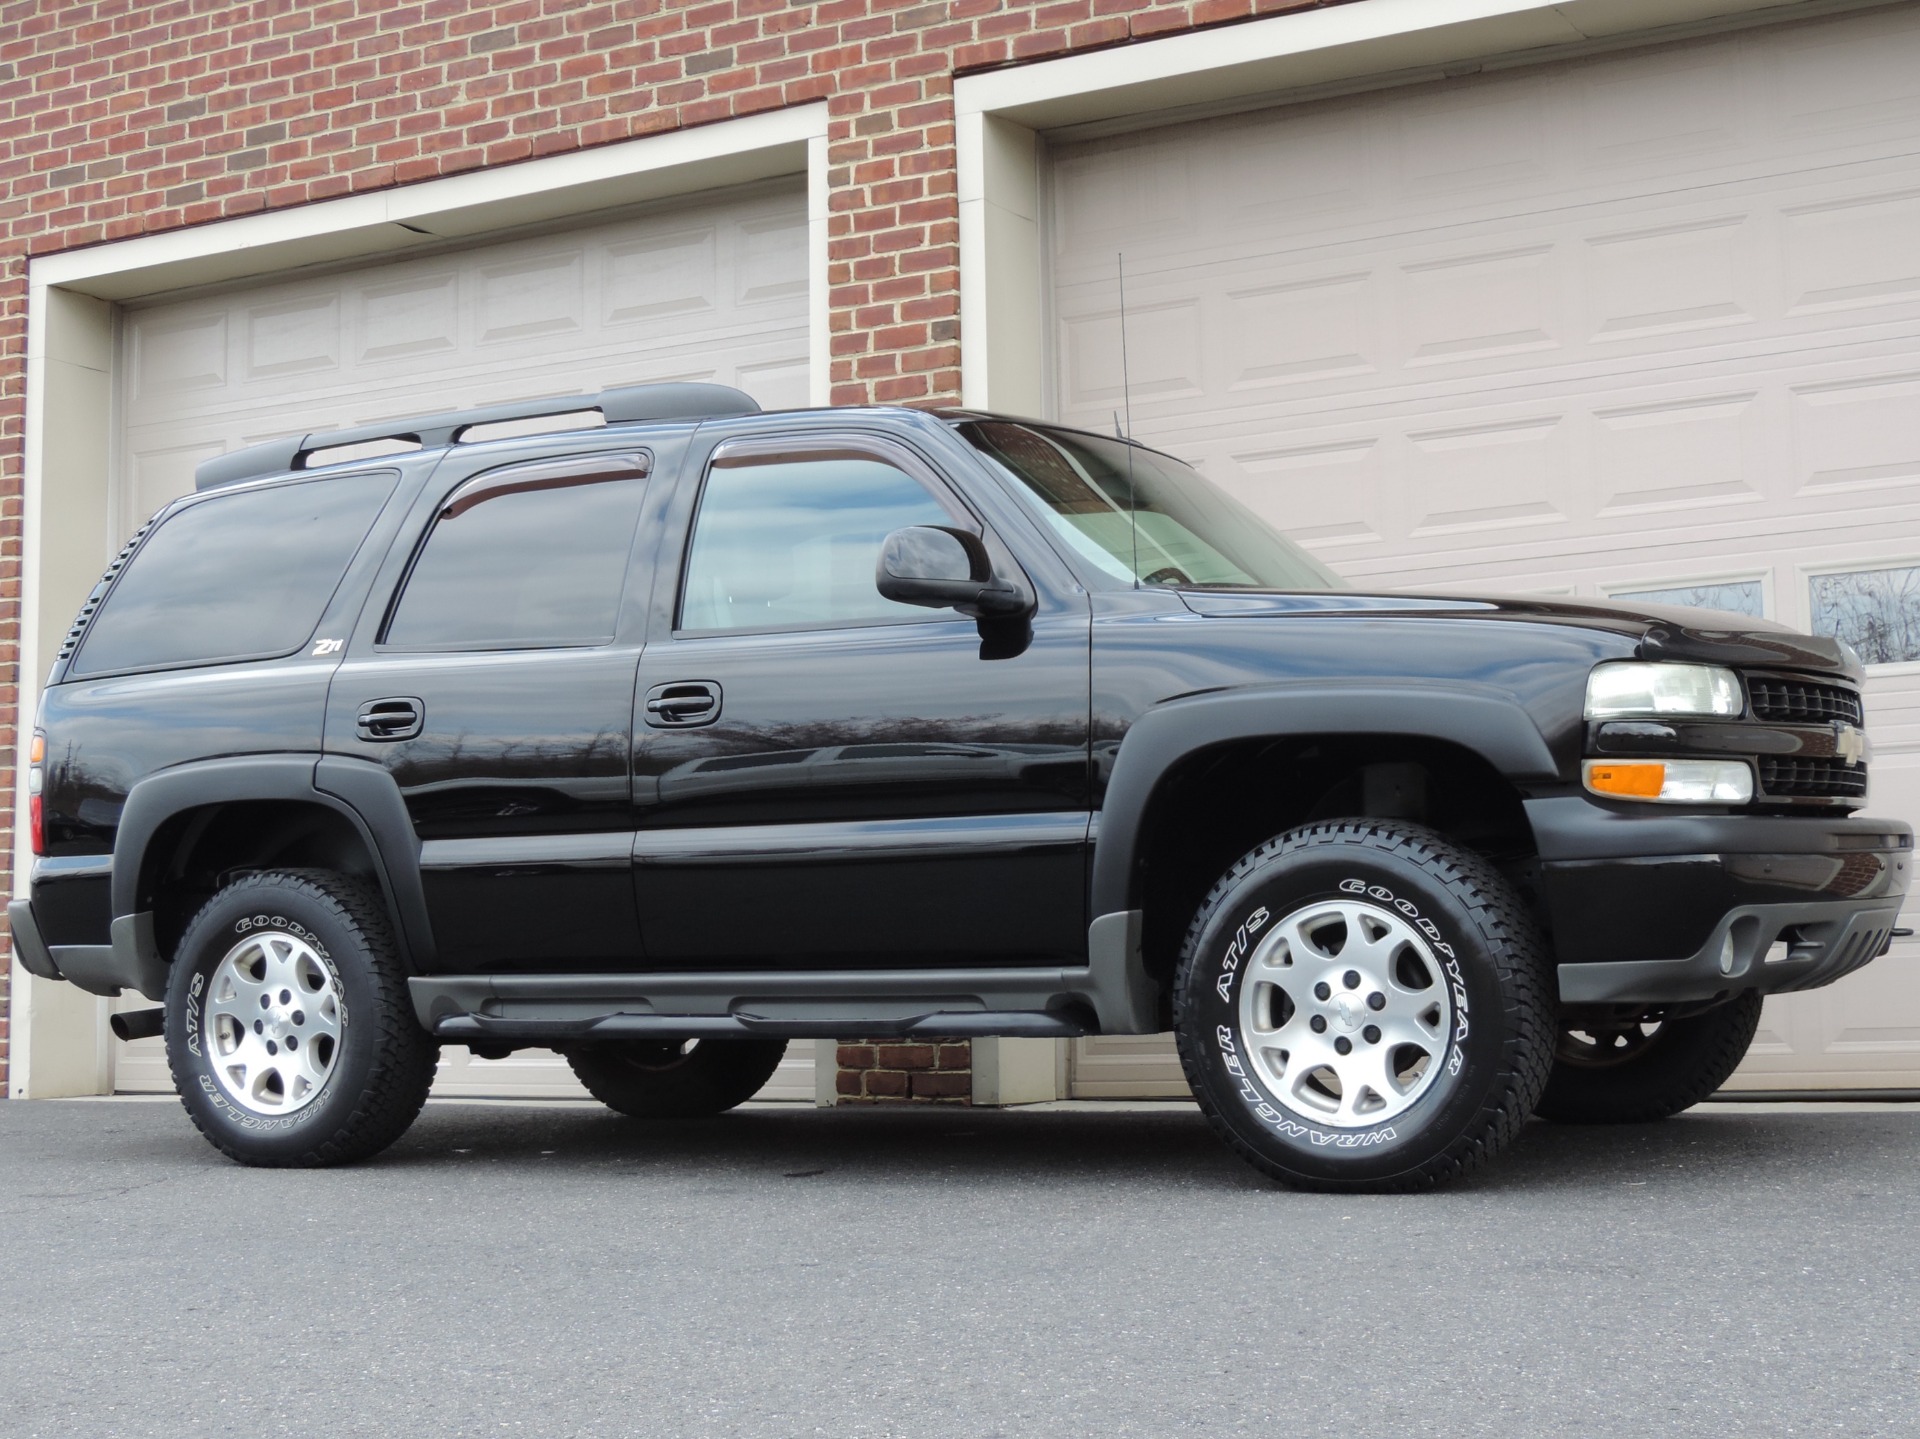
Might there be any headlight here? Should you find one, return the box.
[1584,759,1753,805]
[1585,662,1741,719]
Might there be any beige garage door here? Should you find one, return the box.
[1053,5,1920,1095]
[109,178,817,1102]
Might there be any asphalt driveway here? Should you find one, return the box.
[1,1096,1916,1438]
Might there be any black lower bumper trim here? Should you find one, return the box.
[7,900,60,981]
[6,901,168,1000]
[1558,898,1903,1004]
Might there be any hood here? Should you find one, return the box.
[1174,588,1862,682]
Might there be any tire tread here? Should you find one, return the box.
[1172,819,1553,1192]
[170,869,437,1168]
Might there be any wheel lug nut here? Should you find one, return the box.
[253,1019,263,1034]
[1343,970,1361,989]
[280,990,292,1004]
[1363,1025,1381,1044]
[1314,982,1331,1001]
[292,1011,305,1026]
[286,1035,297,1050]
[1310,1015,1328,1033]
[1367,992,1386,1011]
[1334,1037,1353,1055]
[260,995,270,1010]
[265,1040,278,1056]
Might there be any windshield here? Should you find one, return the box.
[957,420,1342,592]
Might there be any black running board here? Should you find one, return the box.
[433,1011,1087,1044]
[409,967,1114,1046]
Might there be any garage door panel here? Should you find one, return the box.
[122,180,806,475]
[111,178,811,1103]
[1054,6,1920,1094]
[1791,370,1920,496]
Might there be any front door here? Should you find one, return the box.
[325,446,659,973]
[632,430,1092,969]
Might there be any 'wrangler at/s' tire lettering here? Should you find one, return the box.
[1174,820,1553,1192]
[165,869,439,1168]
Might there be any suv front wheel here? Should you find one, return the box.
[1174,821,1553,1192]
[165,869,438,1167]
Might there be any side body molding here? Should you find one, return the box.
[109,754,434,971]
[1088,681,1563,919]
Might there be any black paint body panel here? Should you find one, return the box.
[22,404,1911,1021]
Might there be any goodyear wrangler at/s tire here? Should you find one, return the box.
[1174,821,1553,1191]
[165,869,438,1168]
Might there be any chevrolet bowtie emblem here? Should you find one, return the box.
[1834,721,1869,767]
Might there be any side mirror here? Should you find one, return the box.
[876,526,1032,619]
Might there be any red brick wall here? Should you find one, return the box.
[836,1041,972,1102]
[0,0,1347,1093]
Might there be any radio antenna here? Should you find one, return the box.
[1117,252,1140,588]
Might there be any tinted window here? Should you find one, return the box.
[72,472,395,676]
[679,450,954,633]
[960,421,1341,592]
[385,466,647,649]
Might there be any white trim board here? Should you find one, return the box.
[955,0,1887,131]
[11,105,830,1097]
[32,104,828,303]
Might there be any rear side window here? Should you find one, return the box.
[383,458,649,650]
[71,472,395,677]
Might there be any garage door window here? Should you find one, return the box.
[1610,581,1764,617]
[384,458,650,650]
[1810,566,1920,665]
[72,472,396,677]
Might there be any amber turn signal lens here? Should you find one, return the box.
[1586,761,1667,798]
[29,733,44,765]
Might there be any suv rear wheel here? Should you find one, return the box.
[1534,992,1763,1124]
[165,869,438,1167]
[566,1038,789,1118]
[1174,820,1553,1192]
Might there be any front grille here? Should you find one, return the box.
[1747,677,1863,726]
[1757,757,1868,800]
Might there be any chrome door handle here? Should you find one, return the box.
[643,681,721,728]
[356,697,424,742]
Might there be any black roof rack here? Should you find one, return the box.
[194,381,761,492]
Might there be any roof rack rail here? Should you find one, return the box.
[194,381,761,492]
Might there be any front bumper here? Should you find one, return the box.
[1525,796,1912,1006]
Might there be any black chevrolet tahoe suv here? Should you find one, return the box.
[11,381,1911,1191]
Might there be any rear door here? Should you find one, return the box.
[631,426,1094,970]
[324,434,679,974]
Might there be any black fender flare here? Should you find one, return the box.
[1089,680,1562,918]
[111,754,434,968]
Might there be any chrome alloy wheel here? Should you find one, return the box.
[1237,898,1455,1128]
[203,930,343,1116]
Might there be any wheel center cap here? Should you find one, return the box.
[1330,993,1365,1033]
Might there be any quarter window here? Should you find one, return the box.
[72,472,395,676]
[385,459,648,649]
[679,448,956,633]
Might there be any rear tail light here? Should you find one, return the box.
[28,730,44,856]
